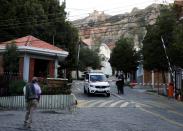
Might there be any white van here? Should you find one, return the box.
[84,72,110,97]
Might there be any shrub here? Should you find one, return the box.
[0,77,10,96]
[41,84,71,95]
[9,80,26,95]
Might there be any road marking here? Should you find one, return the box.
[76,88,81,91]
[120,102,129,108]
[147,101,172,109]
[129,101,151,108]
[112,93,125,99]
[97,100,114,107]
[77,100,97,107]
[167,110,183,117]
[109,100,125,107]
[134,103,141,108]
[88,100,105,107]
[129,101,141,108]
[77,100,149,108]
[137,103,152,108]
[139,107,183,128]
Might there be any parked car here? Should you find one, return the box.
[84,72,110,97]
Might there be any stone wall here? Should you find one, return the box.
[0,95,76,110]
[144,70,169,84]
[46,78,71,94]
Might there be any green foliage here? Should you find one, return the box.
[142,25,168,71]
[9,80,26,95]
[79,47,101,71]
[0,0,66,42]
[3,42,19,72]
[110,37,139,73]
[62,22,79,70]
[41,83,71,95]
[0,0,79,71]
[142,5,176,71]
[0,76,9,95]
[170,22,183,68]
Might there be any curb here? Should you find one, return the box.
[146,90,167,98]
[111,93,125,99]
[146,91,183,105]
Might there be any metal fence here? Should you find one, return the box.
[0,72,22,80]
[0,72,22,96]
[0,94,76,111]
[0,72,77,110]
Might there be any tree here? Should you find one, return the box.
[0,0,79,80]
[3,42,19,73]
[142,25,168,71]
[0,0,78,49]
[79,47,101,71]
[170,19,183,68]
[110,37,139,77]
[142,5,176,72]
[142,4,183,86]
[0,0,65,40]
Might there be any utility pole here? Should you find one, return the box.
[52,30,56,45]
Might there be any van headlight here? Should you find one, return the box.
[90,85,95,87]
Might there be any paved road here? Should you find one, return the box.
[0,80,183,131]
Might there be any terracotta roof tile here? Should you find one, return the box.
[0,35,64,51]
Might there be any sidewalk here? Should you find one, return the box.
[0,81,183,131]
[134,84,183,102]
[125,85,183,112]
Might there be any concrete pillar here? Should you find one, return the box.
[49,60,54,78]
[23,54,30,82]
[29,58,35,81]
[18,57,24,79]
[168,72,171,83]
[54,59,58,78]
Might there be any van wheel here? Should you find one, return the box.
[106,93,110,97]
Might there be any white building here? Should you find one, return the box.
[99,43,112,76]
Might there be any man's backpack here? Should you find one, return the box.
[25,83,38,100]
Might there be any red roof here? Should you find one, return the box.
[0,35,64,51]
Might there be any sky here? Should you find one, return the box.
[60,0,174,20]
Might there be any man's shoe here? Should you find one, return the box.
[24,123,31,128]
[27,125,31,128]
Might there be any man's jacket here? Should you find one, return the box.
[25,83,39,101]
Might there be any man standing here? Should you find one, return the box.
[24,77,41,128]
[116,74,124,94]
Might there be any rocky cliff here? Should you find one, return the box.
[72,4,161,50]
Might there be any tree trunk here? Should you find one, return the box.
[162,70,166,83]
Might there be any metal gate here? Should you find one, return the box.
[175,68,183,99]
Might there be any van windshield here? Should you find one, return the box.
[90,75,107,82]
